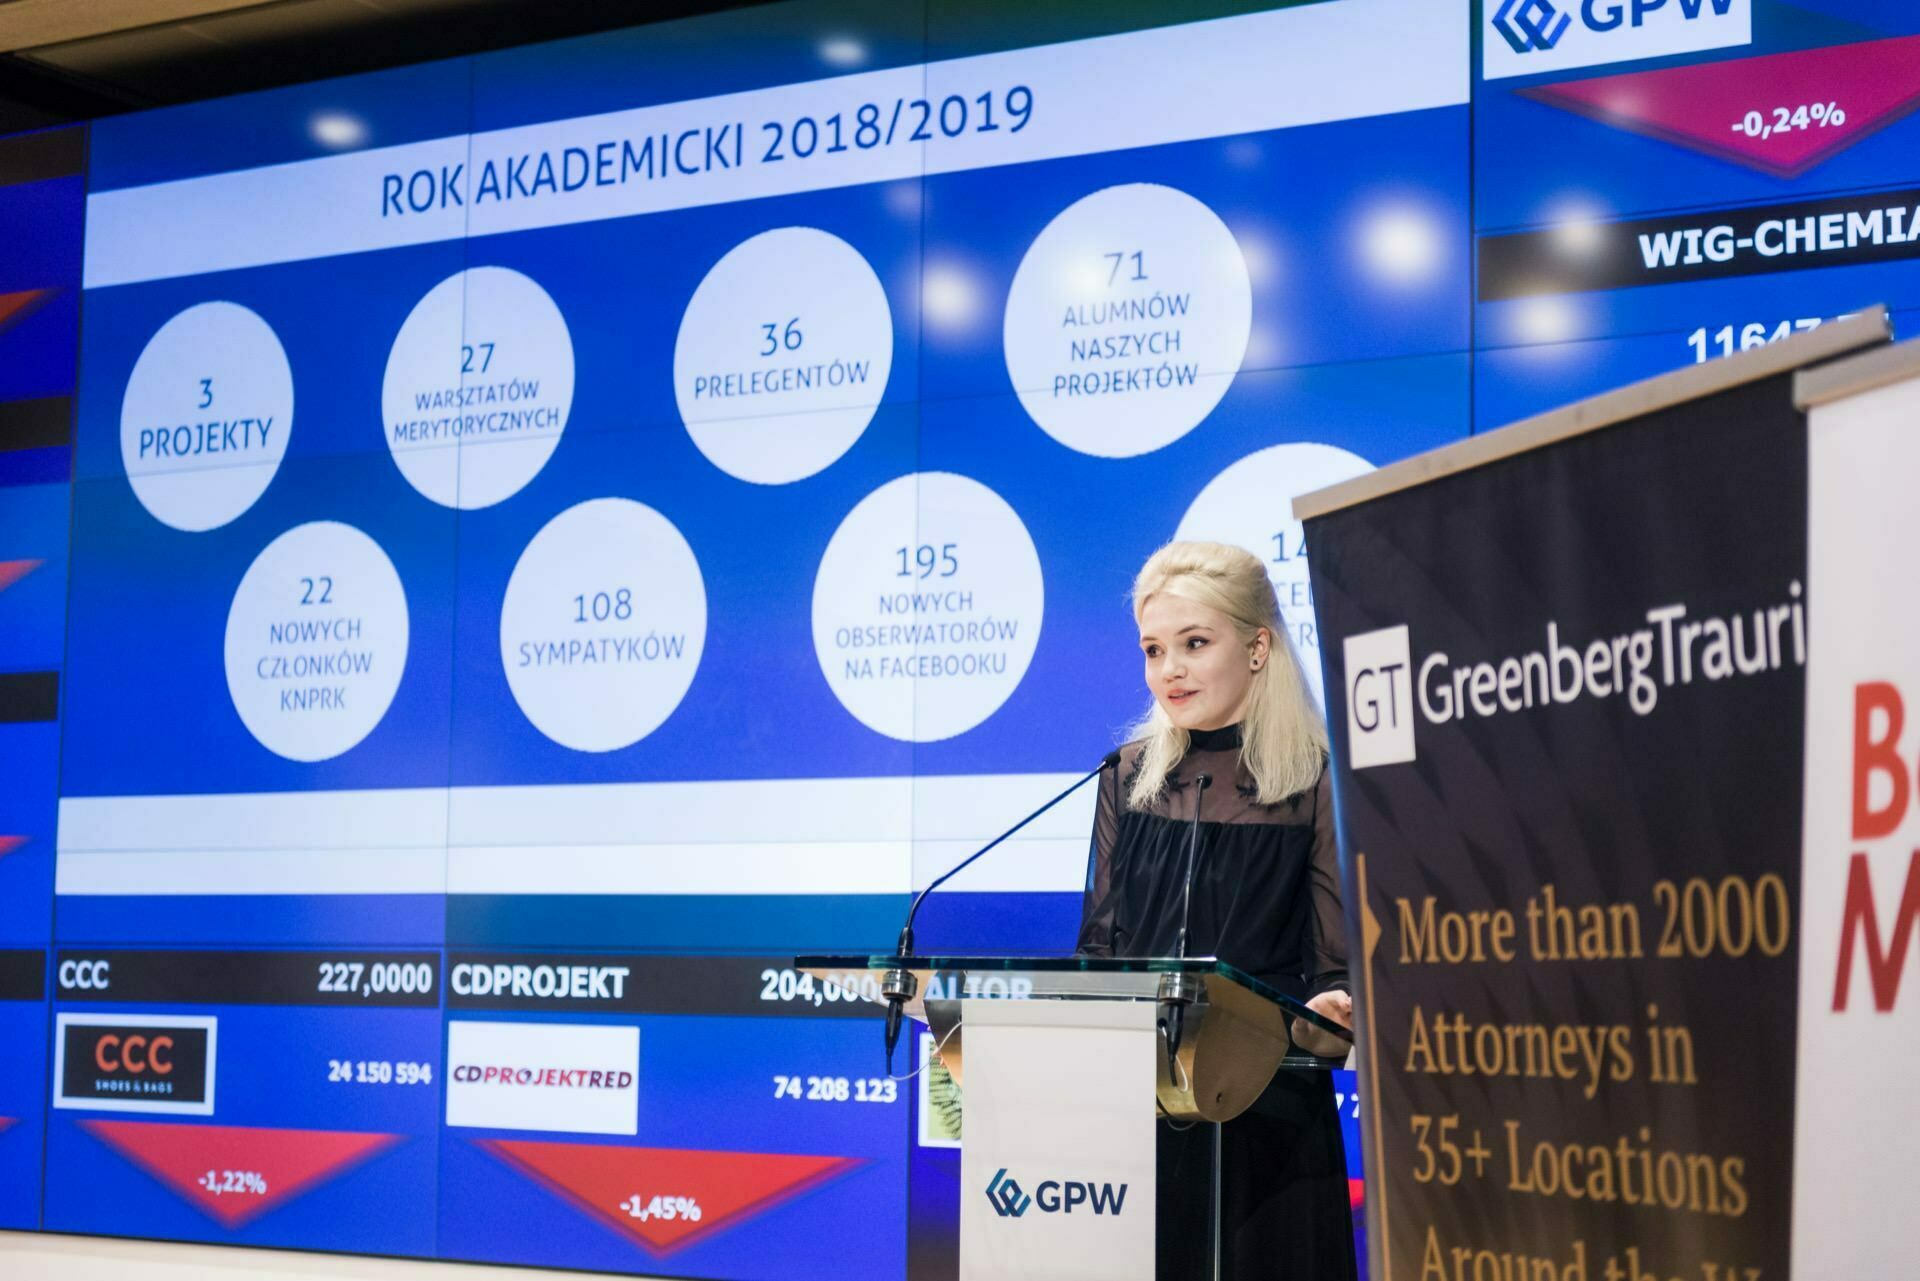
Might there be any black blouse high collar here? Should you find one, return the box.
[1186,723,1243,752]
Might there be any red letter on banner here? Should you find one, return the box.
[1833,850,1920,1013]
[1852,682,1908,841]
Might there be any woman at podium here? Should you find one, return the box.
[1077,540,1357,1281]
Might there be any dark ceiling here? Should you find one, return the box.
[0,0,769,134]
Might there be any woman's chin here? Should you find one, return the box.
[1164,701,1211,730]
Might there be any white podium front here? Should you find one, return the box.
[798,955,1354,1281]
[959,998,1157,1280]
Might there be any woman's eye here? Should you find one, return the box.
[1186,637,1207,649]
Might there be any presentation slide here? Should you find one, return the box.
[1,0,1913,1275]
[56,0,1469,966]
[41,3,1470,1272]
[436,956,900,1278]
[0,951,45,1231]
[1474,0,1920,424]
[44,948,442,1256]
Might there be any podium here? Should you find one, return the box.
[800,955,1352,1280]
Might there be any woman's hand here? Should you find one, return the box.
[1290,989,1354,1059]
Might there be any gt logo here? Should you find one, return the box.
[1345,626,1416,769]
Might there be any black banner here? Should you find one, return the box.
[448,953,877,1019]
[54,949,441,1008]
[1478,185,1920,299]
[0,949,45,1001]
[1307,373,1805,1278]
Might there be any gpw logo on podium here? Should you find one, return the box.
[984,1167,1130,1219]
[1484,0,1750,80]
[985,1168,1033,1218]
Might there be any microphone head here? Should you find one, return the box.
[1102,749,1123,770]
[1195,773,1213,789]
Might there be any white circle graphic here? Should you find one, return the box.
[120,301,293,532]
[1005,183,1252,458]
[675,226,894,485]
[1174,442,1375,708]
[224,521,410,762]
[813,472,1043,742]
[382,266,575,509]
[500,498,707,752]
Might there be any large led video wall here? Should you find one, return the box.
[1,0,1917,1275]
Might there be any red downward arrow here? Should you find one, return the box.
[80,1120,402,1228]
[0,561,41,593]
[477,1139,863,1257]
[1524,35,1920,178]
[0,1118,16,1135]
[0,837,25,860]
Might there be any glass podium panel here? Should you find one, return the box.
[797,954,1353,1080]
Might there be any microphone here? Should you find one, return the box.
[1163,772,1212,1066]
[882,750,1122,1073]
[1173,773,1212,960]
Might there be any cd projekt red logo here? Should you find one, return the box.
[445,1021,639,1135]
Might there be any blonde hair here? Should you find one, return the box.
[1126,540,1327,808]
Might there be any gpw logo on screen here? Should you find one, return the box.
[1483,0,1750,80]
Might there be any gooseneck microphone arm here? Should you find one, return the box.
[896,750,1121,960]
[1173,772,1213,961]
[1162,772,1212,1068]
[882,750,1122,1073]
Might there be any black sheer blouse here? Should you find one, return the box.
[1075,724,1348,1004]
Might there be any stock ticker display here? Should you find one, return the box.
[1,0,1917,1275]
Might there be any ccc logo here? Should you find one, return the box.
[59,959,111,990]
[95,1033,174,1075]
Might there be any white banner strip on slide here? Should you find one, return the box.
[447,841,910,896]
[54,847,446,896]
[56,786,448,851]
[446,772,1091,847]
[83,135,471,291]
[910,837,1089,895]
[55,772,1095,895]
[83,0,1465,288]
[909,772,1099,842]
[1792,362,1920,1280]
[446,775,916,845]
